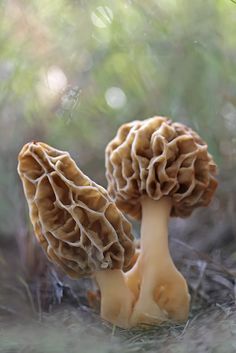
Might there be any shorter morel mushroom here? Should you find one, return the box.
[106,116,218,326]
[18,142,135,328]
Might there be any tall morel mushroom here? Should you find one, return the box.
[18,142,135,328]
[105,116,218,326]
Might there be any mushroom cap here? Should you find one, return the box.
[18,142,135,278]
[105,116,218,219]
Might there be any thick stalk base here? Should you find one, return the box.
[95,269,135,328]
[126,196,190,327]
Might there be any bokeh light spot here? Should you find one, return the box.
[105,87,127,109]
[37,66,68,105]
[46,66,68,93]
[91,6,113,28]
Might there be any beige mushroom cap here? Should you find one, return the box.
[18,142,135,278]
[106,116,218,219]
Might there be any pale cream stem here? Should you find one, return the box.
[140,196,172,263]
[94,269,135,328]
[126,196,172,297]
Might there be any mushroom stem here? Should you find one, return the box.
[126,196,190,326]
[94,269,135,328]
[140,196,171,259]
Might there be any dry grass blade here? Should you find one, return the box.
[17,276,37,316]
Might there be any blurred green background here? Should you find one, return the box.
[1,3,236,352]
[0,0,236,249]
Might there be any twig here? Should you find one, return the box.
[173,238,236,277]
[177,319,190,339]
[191,260,207,302]
[0,305,18,316]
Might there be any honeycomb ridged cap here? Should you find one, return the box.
[105,116,218,219]
[18,142,135,278]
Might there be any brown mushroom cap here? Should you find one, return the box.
[106,116,218,219]
[18,142,135,278]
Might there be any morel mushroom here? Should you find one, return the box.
[106,116,218,326]
[18,142,135,328]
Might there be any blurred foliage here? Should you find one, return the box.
[0,0,236,238]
